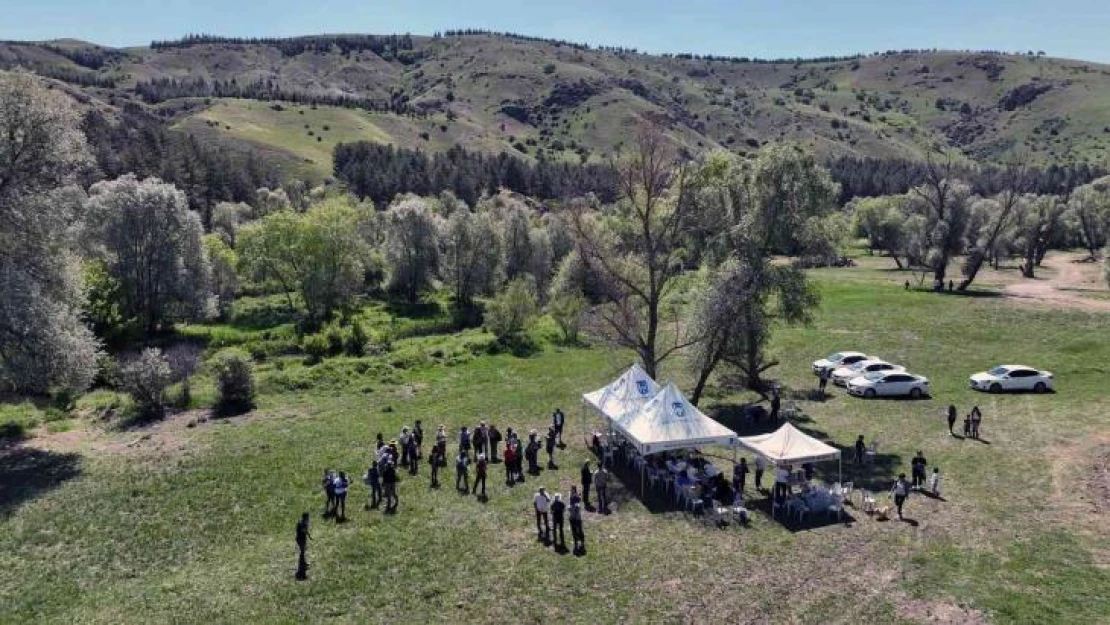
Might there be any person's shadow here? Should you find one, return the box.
[900,517,920,527]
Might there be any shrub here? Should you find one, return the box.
[120,348,173,419]
[302,334,329,365]
[484,277,539,345]
[324,324,346,355]
[543,63,556,74]
[345,320,367,356]
[210,348,255,414]
[548,292,585,344]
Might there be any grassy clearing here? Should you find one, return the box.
[1,261,1108,623]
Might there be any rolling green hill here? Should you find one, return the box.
[5,33,1110,177]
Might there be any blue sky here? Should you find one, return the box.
[2,0,1109,63]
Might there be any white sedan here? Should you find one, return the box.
[812,351,868,375]
[847,371,930,399]
[831,359,904,387]
[969,365,1055,393]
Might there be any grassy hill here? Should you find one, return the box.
[5,34,1110,176]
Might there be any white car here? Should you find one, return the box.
[847,371,930,399]
[831,359,904,387]
[969,365,1055,393]
[812,351,868,376]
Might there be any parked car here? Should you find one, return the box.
[969,365,1054,393]
[811,351,868,375]
[831,359,904,387]
[847,371,930,399]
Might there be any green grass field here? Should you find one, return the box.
[1,261,1108,624]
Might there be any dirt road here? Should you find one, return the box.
[1003,252,1110,312]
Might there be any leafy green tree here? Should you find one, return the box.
[906,150,973,284]
[852,195,910,267]
[210,348,255,414]
[1065,179,1110,260]
[121,347,173,419]
[0,71,99,394]
[384,197,440,302]
[548,292,586,344]
[440,209,501,306]
[484,277,539,345]
[1013,194,1065,278]
[204,235,239,320]
[85,175,211,335]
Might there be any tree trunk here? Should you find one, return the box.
[958,250,985,291]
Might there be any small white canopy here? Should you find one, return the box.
[582,363,661,421]
[736,423,841,465]
[613,382,738,454]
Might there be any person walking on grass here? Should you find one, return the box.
[534,487,552,542]
[472,453,488,497]
[928,467,943,497]
[970,406,982,439]
[545,426,558,470]
[322,469,336,518]
[818,367,830,396]
[569,486,586,555]
[947,404,958,435]
[754,455,766,491]
[456,450,470,493]
[429,445,443,488]
[581,461,593,509]
[382,461,399,513]
[552,408,566,446]
[295,512,311,580]
[413,420,424,459]
[891,473,909,520]
[911,451,928,490]
[733,458,749,495]
[489,423,503,462]
[504,443,517,485]
[551,493,566,549]
[333,471,349,521]
[474,422,488,460]
[854,435,867,465]
[594,465,610,513]
[364,462,382,510]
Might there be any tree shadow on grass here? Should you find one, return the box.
[0,443,82,519]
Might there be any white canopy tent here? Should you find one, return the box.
[735,423,842,485]
[613,382,738,455]
[582,363,661,422]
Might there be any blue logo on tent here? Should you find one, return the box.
[636,380,649,395]
[672,402,685,417]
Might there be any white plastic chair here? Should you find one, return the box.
[840,481,855,505]
[861,490,877,515]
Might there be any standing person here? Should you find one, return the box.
[407,435,420,475]
[550,493,566,549]
[413,420,424,459]
[904,279,910,291]
[333,471,349,522]
[970,406,982,439]
[533,487,552,542]
[375,433,385,451]
[503,443,517,485]
[891,473,910,520]
[733,458,749,495]
[594,465,610,513]
[488,424,503,462]
[754,455,766,491]
[580,461,593,509]
[947,404,958,435]
[928,467,943,497]
[854,435,867,465]
[526,430,540,474]
[295,512,311,580]
[472,453,488,498]
[455,450,470,493]
[436,424,448,465]
[364,462,381,510]
[818,367,830,396]
[770,389,781,422]
[322,469,336,517]
[911,451,928,489]
[552,408,566,446]
[545,426,558,470]
[459,426,472,458]
[473,422,488,460]
[399,426,412,466]
[774,464,791,501]
[382,461,399,513]
[569,486,586,555]
[429,444,443,488]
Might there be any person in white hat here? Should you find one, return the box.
[472,452,488,497]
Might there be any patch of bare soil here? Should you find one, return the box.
[896,597,990,624]
[1003,252,1110,312]
[1048,435,1110,566]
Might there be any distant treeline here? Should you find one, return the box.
[132,76,420,114]
[36,43,124,70]
[81,105,280,226]
[333,142,619,207]
[0,48,117,88]
[828,156,1104,203]
[149,33,420,62]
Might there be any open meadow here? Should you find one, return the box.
[1,252,1107,624]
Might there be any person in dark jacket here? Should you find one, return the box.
[455,450,470,493]
[413,420,424,459]
[322,469,336,517]
[550,493,567,549]
[545,426,558,469]
[407,436,419,475]
[295,512,311,579]
[947,404,958,435]
[472,453,488,497]
[854,435,867,465]
[488,424,503,462]
[503,443,517,485]
[333,471,349,522]
[365,463,381,509]
[580,461,593,509]
[770,390,781,422]
[733,458,749,495]
[526,430,540,474]
[911,451,928,489]
[569,486,586,555]
[382,461,399,513]
[429,445,442,488]
[552,408,566,446]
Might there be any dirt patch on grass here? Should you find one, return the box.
[1048,434,1110,565]
[895,597,990,624]
[1003,252,1110,312]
